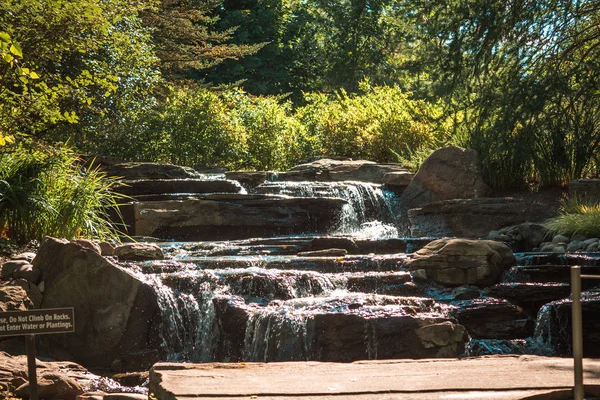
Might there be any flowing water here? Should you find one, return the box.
[119,177,600,362]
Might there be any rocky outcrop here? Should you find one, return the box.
[103,162,200,180]
[277,159,409,183]
[408,198,556,238]
[32,237,162,369]
[0,285,34,311]
[131,194,347,241]
[405,239,515,286]
[399,146,492,212]
[382,171,415,193]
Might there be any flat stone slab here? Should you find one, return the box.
[150,355,600,399]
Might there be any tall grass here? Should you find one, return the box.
[545,195,600,238]
[0,144,126,244]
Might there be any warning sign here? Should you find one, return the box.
[0,308,74,337]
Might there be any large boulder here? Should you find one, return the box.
[32,237,162,369]
[408,198,556,239]
[405,239,515,286]
[400,146,492,212]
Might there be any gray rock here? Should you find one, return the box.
[404,239,515,286]
[113,179,243,197]
[400,146,492,213]
[567,240,584,252]
[382,171,414,187]
[1,260,30,279]
[278,159,409,183]
[541,243,555,252]
[114,243,164,261]
[13,264,41,284]
[583,238,600,246]
[408,199,555,239]
[12,278,43,308]
[225,171,273,188]
[587,242,599,252]
[552,235,569,245]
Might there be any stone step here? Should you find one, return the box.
[506,264,600,287]
[113,179,243,197]
[134,254,408,274]
[484,282,571,316]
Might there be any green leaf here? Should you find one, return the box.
[0,33,10,43]
[2,53,14,64]
[29,71,40,79]
[18,76,28,84]
[9,42,22,58]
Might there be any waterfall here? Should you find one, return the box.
[256,181,400,238]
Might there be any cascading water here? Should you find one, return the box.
[255,181,401,238]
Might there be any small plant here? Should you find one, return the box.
[0,143,126,244]
[545,195,600,238]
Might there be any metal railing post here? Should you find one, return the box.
[571,266,584,400]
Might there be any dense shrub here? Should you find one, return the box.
[297,85,451,166]
[0,144,125,244]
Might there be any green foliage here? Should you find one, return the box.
[546,196,600,238]
[0,144,126,244]
[298,84,451,164]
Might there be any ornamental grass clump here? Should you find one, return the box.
[0,144,126,244]
[545,195,600,238]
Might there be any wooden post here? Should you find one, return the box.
[26,334,38,400]
[571,266,584,400]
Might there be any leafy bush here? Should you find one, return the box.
[297,85,451,165]
[545,196,600,238]
[0,144,125,244]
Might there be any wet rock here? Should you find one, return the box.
[214,295,469,362]
[0,285,33,311]
[588,242,599,252]
[132,195,347,241]
[212,296,251,361]
[567,240,585,252]
[309,237,359,253]
[541,243,555,252]
[484,283,571,316]
[33,237,162,369]
[535,292,600,357]
[405,239,515,286]
[583,238,600,246]
[399,146,492,212]
[408,198,555,239]
[72,239,102,255]
[225,171,273,188]
[111,372,149,387]
[345,271,421,296]
[297,248,348,257]
[114,243,164,261]
[114,179,243,197]
[451,299,533,339]
[103,162,200,180]
[552,246,566,254]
